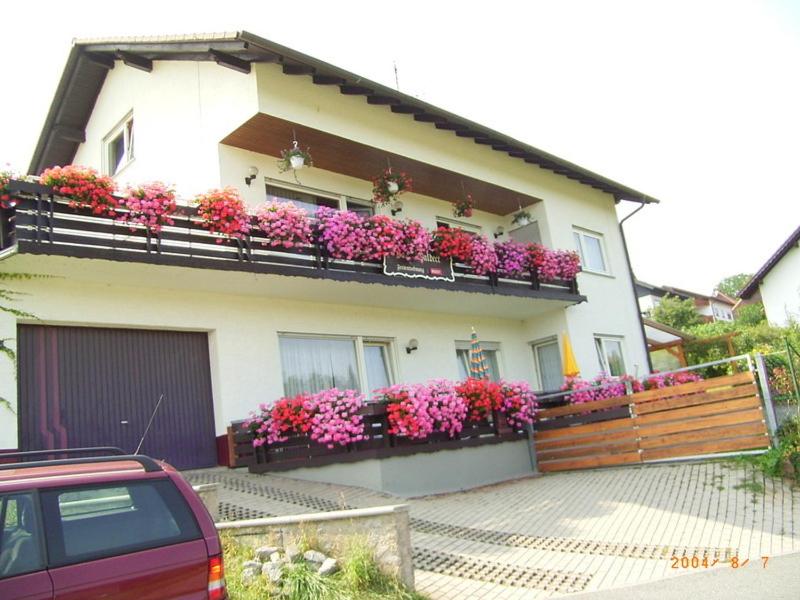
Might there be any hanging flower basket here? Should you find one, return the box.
[372,168,412,206]
[39,165,118,216]
[278,141,313,173]
[452,193,474,218]
[512,209,531,226]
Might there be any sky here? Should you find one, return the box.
[0,0,798,294]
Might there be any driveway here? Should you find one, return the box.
[185,461,800,599]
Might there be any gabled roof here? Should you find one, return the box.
[29,31,659,205]
[739,224,800,299]
[643,318,694,341]
[635,280,736,306]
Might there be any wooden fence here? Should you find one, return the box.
[534,371,770,472]
[229,404,526,473]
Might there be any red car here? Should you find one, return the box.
[0,447,226,599]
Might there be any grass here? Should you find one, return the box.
[221,534,428,600]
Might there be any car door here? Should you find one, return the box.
[40,478,209,600]
[0,492,54,599]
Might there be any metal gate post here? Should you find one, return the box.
[526,421,540,474]
[754,353,779,445]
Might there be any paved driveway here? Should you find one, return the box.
[186,461,800,599]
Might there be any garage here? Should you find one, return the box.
[17,325,218,470]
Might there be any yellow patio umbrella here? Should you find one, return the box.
[561,332,580,378]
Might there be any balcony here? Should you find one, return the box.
[0,181,584,317]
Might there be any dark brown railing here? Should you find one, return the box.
[1,181,582,301]
[228,403,527,472]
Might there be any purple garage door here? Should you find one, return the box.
[17,325,217,470]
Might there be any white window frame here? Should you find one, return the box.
[102,112,134,176]
[277,332,397,395]
[594,335,627,376]
[436,217,482,234]
[265,178,373,214]
[530,337,563,391]
[454,340,502,380]
[573,227,611,275]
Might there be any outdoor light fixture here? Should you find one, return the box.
[391,200,404,216]
[405,338,419,354]
[244,166,259,186]
[493,226,505,239]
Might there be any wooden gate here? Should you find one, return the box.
[534,371,771,472]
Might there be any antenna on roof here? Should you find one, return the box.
[393,60,400,91]
[135,394,164,455]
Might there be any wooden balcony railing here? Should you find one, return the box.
[228,403,527,472]
[1,181,583,302]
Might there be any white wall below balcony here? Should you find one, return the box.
[0,256,577,449]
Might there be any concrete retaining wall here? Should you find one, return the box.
[216,504,414,590]
[275,439,535,496]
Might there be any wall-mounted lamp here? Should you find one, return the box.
[493,226,505,239]
[405,338,419,354]
[391,200,404,216]
[244,166,259,186]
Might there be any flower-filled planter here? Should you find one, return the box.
[395,219,432,261]
[306,388,366,448]
[194,187,251,243]
[372,168,412,207]
[421,379,467,438]
[255,200,313,249]
[452,193,474,218]
[528,243,560,281]
[455,378,503,422]
[499,381,537,429]
[556,250,581,280]
[316,206,371,260]
[118,182,177,234]
[495,240,529,278]
[278,141,313,172]
[378,384,433,440]
[0,169,15,209]
[245,395,314,447]
[466,235,498,276]
[431,226,473,262]
[362,214,406,261]
[39,165,118,216]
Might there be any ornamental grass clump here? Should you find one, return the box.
[194,186,251,242]
[256,200,313,249]
[40,164,118,216]
[118,181,177,233]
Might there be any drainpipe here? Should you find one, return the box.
[618,201,654,373]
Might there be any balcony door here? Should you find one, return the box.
[532,338,563,392]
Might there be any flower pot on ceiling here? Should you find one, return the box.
[386,181,400,194]
[289,155,306,170]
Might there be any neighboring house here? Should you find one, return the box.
[738,225,800,327]
[0,32,657,469]
[636,280,736,323]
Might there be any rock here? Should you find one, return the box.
[241,560,262,582]
[262,561,284,583]
[285,545,302,563]
[270,551,285,563]
[318,557,339,576]
[255,546,280,562]
[303,550,327,564]
[241,569,257,585]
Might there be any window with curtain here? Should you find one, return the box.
[278,335,393,396]
[594,336,626,376]
[573,228,609,274]
[532,339,563,391]
[266,185,338,213]
[455,342,500,381]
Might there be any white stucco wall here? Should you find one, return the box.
[760,245,800,327]
[73,60,258,196]
[0,267,567,448]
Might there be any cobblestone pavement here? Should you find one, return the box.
[185,461,800,599]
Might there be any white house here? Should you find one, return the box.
[738,225,800,327]
[636,280,736,323]
[0,32,657,470]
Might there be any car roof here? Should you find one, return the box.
[0,458,173,492]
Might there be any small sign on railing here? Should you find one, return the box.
[383,255,454,282]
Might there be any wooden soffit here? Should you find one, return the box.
[221,113,540,215]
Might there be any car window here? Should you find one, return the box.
[41,479,201,567]
[0,492,45,579]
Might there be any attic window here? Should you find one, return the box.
[103,113,134,176]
